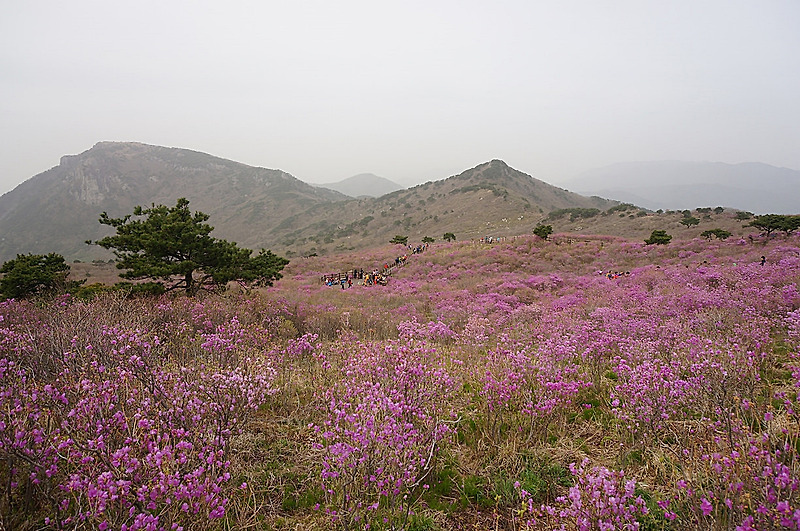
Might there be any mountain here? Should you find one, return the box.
[268,159,616,255]
[0,144,615,262]
[0,142,348,262]
[564,161,800,214]
[316,173,404,198]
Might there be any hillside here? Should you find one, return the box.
[0,142,348,262]
[67,206,772,286]
[0,144,616,262]
[268,159,616,256]
[5,231,800,530]
[542,204,762,243]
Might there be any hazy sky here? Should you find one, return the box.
[2,1,799,195]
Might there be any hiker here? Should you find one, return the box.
[321,241,428,288]
[761,256,766,266]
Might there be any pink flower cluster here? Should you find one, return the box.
[0,301,277,530]
[520,459,648,530]
[312,335,456,527]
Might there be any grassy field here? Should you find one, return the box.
[3,229,800,530]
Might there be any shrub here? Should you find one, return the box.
[0,253,76,300]
[533,224,553,241]
[700,228,732,240]
[547,208,601,222]
[519,459,648,529]
[680,216,700,228]
[644,230,672,245]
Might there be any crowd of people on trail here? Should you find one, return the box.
[322,270,360,288]
[479,236,507,244]
[599,270,631,279]
[321,243,430,289]
[408,243,429,254]
[363,270,389,286]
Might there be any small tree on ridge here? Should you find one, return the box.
[680,217,700,228]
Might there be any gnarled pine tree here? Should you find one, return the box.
[90,198,288,295]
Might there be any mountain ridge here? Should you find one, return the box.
[0,142,348,262]
[0,142,615,262]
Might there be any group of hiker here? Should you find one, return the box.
[322,243,430,289]
[600,270,632,280]
[479,236,507,244]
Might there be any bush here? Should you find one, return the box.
[606,203,636,215]
[0,253,78,300]
[533,224,553,241]
[645,230,672,245]
[700,228,732,240]
[547,208,601,222]
[680,217,700,228]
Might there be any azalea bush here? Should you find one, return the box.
[0,299,279,530]
[312,330,457,528]
[518,459,649,530]
[1,231,800,529]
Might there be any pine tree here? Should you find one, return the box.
[0,253,73,299]
[90,198,288,295]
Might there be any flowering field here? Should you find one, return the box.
[2,232,800,530]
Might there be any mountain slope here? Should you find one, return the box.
[316,173,404,198]
[269,160,616,255]
[0,142,348,262]
[0,146,615,262]
[564,161,800,214]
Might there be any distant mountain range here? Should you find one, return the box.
[0,142,614,262]
[316,173,404,198]
[563,161,799,214]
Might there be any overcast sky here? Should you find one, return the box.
[2,1,799,195]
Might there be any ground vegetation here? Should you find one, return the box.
[2,231,800,530]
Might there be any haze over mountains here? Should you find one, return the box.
[0,142,614,263]
[1,142,797,264]
[564,161,799,215]
[316,173,404,198]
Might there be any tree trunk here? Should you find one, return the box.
[185,271,195,296]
